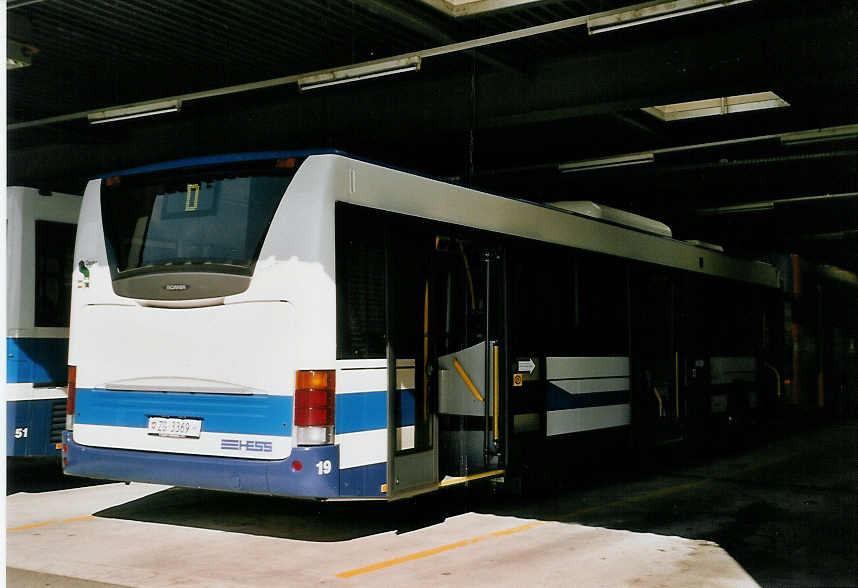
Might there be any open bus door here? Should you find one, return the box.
[430,235,505,487]
[385,225,438,499]
[385,228,505,499]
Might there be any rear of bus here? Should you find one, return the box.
[7,187,80,457]
[62,152,346,498]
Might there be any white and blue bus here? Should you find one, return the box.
[62,151,781,499]
[7,187,81,457]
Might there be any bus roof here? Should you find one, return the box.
[98,151,779,288]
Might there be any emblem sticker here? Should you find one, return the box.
[76,260,90,288]
[221,439,273,453]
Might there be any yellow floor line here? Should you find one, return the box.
[8,515,96,532]
[336,521,546,578]
[339,453,799,579]
[558,480,708,520]
[559,453,797,521]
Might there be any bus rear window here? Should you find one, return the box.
[101,170,292,277]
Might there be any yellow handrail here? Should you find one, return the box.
[423,281,429,420]
[674,352,680,416]
[493,344,500,440]
[652,386,664,417]
[453,358,483,402]
[764,361,782,398]
[457,240,476,311]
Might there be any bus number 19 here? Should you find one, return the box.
[316,460,332,475]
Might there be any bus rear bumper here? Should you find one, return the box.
[62,431,342,499]
[7,397,65,457]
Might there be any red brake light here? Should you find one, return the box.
[295,370,335,427]
[67,366,77,415]
[66,366,77,430]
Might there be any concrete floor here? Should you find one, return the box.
[485,420,857,587]
[6,419,857,587]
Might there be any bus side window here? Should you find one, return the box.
[508,244,574,356]
[575,252,629,356]
[335,204,386,360]
[34,220,76,328]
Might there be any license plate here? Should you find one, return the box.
[147,416,202,438]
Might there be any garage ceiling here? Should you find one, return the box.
[6,0,858,271]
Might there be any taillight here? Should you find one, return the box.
[66,365,77,430]
[294,370,335,446]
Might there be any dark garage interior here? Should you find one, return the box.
[8,0,857,273]
[6,1,857,586]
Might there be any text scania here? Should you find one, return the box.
[221,439,273,452]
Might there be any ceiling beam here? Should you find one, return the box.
[12,0,760,130]
[6,0,50,9]
[355,0,460,44]
[418,0,545,18]
[354,0,523,74]
[557,125,858,166]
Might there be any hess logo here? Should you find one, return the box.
[164,283,189,291]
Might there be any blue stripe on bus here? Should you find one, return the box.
[75,388,293,436]
[335,389,415,434]
[6,337,68,384]
[336,391,386,434]
[64,432,343,498]
[399,388,416,428]
[76,388,415,436]
[546,383,631,411]
[64,431,386,498]
[103,150,345,178]
[340,462,386,498]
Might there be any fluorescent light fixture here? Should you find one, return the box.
[419,0,544,18]
[7,39,38,70]
[7,55,31,70]
[819,264,858,288]
[697,191,858,215]
[588,0,753,34]
[780,124,858,145]
[808,230,858,241]
[298,56,421,91]
[558,152,654,173]
[88,99,181,124]
[697,201,774,215]
[643,92,789,122]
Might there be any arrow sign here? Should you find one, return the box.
[517,358,536,374]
